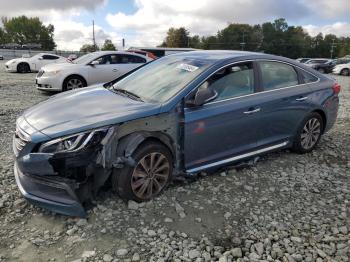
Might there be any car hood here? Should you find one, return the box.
[23,86,162,139]
[41,62,81,71]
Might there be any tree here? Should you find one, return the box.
[80,44,99,53]
[2,16,56,50]
[159,18,350,59]
[162,27,190,47]
[101,39,116,51]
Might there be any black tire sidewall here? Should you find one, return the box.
[293,112,324,154]
[112,142,173,202]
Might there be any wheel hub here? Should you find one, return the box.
[131,152,170,200]
[301,118,321,150]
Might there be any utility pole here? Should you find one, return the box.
[92,20,96,51]
[122,38,125,49]
[330,38,336,59]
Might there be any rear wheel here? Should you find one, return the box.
[17,63,30,73]
[63,75,86,91]
[292,112,323,154]
[340,68,350,76]
[112,141,173,202]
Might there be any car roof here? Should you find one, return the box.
[168,50,296,65]
[88,50,151,60]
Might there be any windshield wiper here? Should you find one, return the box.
[113,88,144,102]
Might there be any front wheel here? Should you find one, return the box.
[63,76,86,91]
[17,63,30,73]
[292,112,323,154]
[340,68,350,76]
[112,141,173,202]
[317,68,325,74]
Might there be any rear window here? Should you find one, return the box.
[299,69,318,84]
[259,61,299,90]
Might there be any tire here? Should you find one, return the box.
[112,141,173,202]
[292,112,324,154]
[17,63,30,73]
[62,75,87,91]
[340,68,350,76]
[317,68,325,74]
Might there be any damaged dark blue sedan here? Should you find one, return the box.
[13,51,340,217]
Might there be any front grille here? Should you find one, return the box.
[14,125,30,154]
[37,70,44,77]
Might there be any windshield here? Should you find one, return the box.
[73,53,95,64]
[111,55,211,103]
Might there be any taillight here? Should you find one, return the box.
[332,83,341,94]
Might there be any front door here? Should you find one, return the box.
[184,62,262,172]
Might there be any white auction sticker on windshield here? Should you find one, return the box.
[176,63,199,72]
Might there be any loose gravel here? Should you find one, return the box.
[0,61,349,261]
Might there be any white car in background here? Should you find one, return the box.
[5,53,67,73]
[36,51,152,92]
[332,62,350,76]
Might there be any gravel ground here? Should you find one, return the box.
[0,60,349,262]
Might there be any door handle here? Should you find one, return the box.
[244,108,261,114]
[112,69,118,72]
[295,96,308,101]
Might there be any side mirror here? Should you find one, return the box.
[186,88,217,107]
[38,57,43,60]
[89,60,99,66]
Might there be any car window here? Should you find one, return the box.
[299,69,318,84]
[260,61,298,90]
[198,62,255,102]
[42,55,59,60]
[92,55,113,65]
[117,54,146,64]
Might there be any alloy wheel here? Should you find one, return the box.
[300,118,321,150]
[67,78,84,90]
[131,152,170,200]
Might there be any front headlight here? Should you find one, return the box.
[38,127,110,153]
[44,70,61,76]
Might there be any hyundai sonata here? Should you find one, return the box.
[13,51,340,217]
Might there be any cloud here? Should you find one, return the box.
[105,0,313,46]
[0,0,106,17]
[304,0,350,20]
[304,22,350,37]
[51,19,121,51]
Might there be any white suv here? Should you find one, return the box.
[36,51,153,92]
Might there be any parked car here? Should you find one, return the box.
[5,53,67,73]
[332,62,350,76]
[310,58,350,74]
[67,54,78,61]
[304,59,333,66]
[127,49,158,60]
[13,51,340,217]
[296,58,311,63]
[0,54,3,60]
[35,51,153,92]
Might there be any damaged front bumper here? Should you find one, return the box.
[14,161,86,217]
[13,125,119,218]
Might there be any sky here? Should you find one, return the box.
[1,0,350,50]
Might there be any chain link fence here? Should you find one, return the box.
[0,49,87,60]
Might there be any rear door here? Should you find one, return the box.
[255,60,316,147]
[116,54,147,76]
